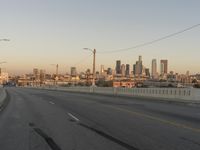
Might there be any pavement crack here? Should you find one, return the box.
[78,122,139,150]
[67,112,139,150]
[29,123,62,150]
[29,122,35,127]
[180,137,200,146]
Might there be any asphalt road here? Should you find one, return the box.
[0,87,200,150]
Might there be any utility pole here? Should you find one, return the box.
[0,39,9,85]
[50,64,59,76]
[0,62,7,74]
[92,49,96,86]
[0,39,9,75]
[0,62,7,85]
[50,64,59,86]
[83,48,96,86]
[56,64,58,77]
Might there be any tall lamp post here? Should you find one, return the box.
[50,64,59,77]
[0,39,9,85]
[0,39,9,71]
[0,62,7,74]
[0,39,9,69]
[83,48,96,86]
[50,64,59,86]
[0,62,7,85]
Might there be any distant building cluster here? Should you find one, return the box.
[5,55,200,88]
[0,68,8,85]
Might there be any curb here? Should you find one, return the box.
[0,89,9,112]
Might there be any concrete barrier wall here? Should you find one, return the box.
[0,88,7,108]
[28,86,200,101]
[192,89,200,101]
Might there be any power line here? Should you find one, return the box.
[98,23,200,54]
[0,39,10,41]
[73,53,93,67]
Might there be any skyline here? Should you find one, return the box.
[0,0,200,75]
[4,56,197,76]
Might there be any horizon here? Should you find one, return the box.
[0,0,200,75]
[6,56,200,76]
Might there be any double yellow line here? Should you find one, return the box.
[107,105,200,133]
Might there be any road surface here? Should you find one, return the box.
[0,87,200,150]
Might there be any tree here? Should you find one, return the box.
[194,84,200,88]
[192,79,198,83]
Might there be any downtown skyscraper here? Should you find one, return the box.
[160,60,168,74]
[152,59,157,79]
[125,64,130,76]
[71,67,77,77]
[134,56,143,75]
[116,60,121,74]
[121,64,126,77]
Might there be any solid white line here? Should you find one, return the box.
[67,113,80,122]
[49,101,55,105]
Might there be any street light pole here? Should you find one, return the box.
[0,39,9,85]
[50,64,59,86]
[92,49,96,86]
[0,62,7,74]
[83,48,96,86]
[56,64,58,77]
[0,62,7,70]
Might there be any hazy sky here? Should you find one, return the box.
[0,0,200,75]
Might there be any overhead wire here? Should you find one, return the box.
[73,53,93,67]
[97,23,200,54]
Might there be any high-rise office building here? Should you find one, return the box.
[186,71,190,77]
[160,63,164,74]
[33,68,40,80]
[135,56,143,75]
[145,68,150,77]
[160,60,168,74]
[40,69,46,82]
[151,59,157,78]
[107,68,112,75]
[71,67,77,77]
[139,55,142,62]
[125,64,130,76]
[121,64,125,77]
[133,64,136,75]
[33,68,38,75]
[116,60,121,74]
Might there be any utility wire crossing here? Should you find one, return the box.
[98,23,200,54]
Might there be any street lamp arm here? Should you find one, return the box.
[0,62,7,65]
[83,48,93,52]
[0,39,10,41]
